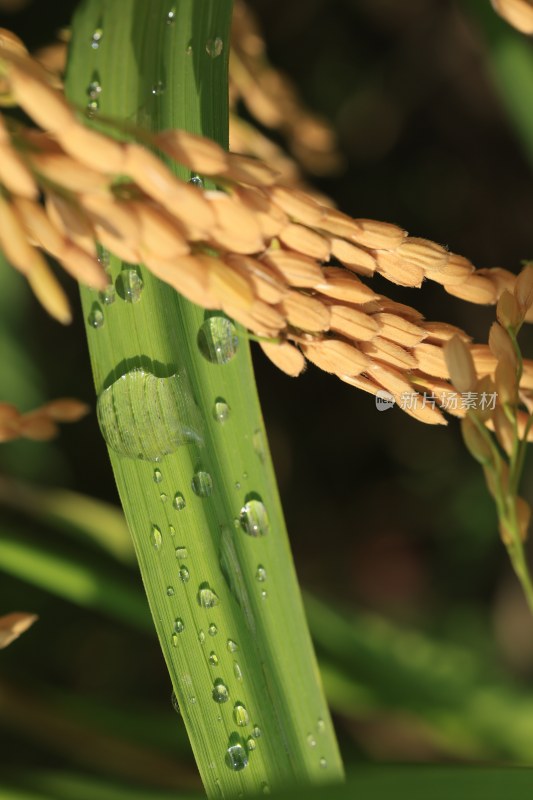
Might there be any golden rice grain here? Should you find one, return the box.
[43,398,90,422]
[7,61,76,132]
[0,193,45,276]
[491,0,533,33]
[278,222,330,260]
[259,341,305,376]
[340,373,382,395]
[0,136,37,198]
[17,412,58,440]
[374,250,424,288]
[414,342,450,379]
[132,201,190,259]
[443,335,478,393]
[493,404,515,456]
[269,184,323,226]
[514,263,533,313]
[225,254,287,304]
[351,218,406,250]
[425,253,473,286]
[470,345,498,378]
[235,185,288,238]
[0,612,38,650]
[262,248,324,287]
[26,259,72,324]
[445,273,498,305]
[328,305,380,341]
[359,337,418,370]
[45,194,96,256]
[329,237,377,276]
[316,266,379,303]
[207,190,265,254]
[28,151,110,192]
[423,322,471,344]
[396,236,449,271]
[479,266,516,296]
[156,129,229,175]
[209,258,255,311]
[224,152,280,186]
[488,322,518,368]
[280,290,330,331]
[373,312,427,347]
[302,338,368,376]
[56,122,126,174]
[496,289,523,329]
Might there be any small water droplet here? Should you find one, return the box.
[317,718,325,733]
[233,662,243,681]
[240,499,270,537]
[99,284,115,305]
[198,629,206,644]
[208,651,219,666]
[191,471,213,497]
[179,566,190,583]
[171,690,180,714]
[246,736,256,751]
[166,586,175,597]
[173,492,186,510]
[242,472,248,480]
[160,492,168,503]
[307,733,317,748]
[189,175,204,188]
[261,783,271,796]
[226,639,238,653]
[206,37,223,58]
[226,743,248,771]
[174,617,185,634]
[198,583,220,608]
[233,703,249,727]
[87,79,101,99]
[197,316,239,365]
[97,246,110,271]
[213,398,230,423]
[86,98,99,118]
[252,429,267,463]
[212,680,229,703]
[169,525,175,536]
[234,482,241,491]
[151,80,165,96]
[166,7,176,24]
[153,468,163,484]
[255,565,267,582]
[190,696,197,704]
[115,268,144,303]
[252,725,261,739]
[90,27,103,49]
[208,623,218,637]
[186,44,193,55]
[175,546,188,560]
[151,524,162,551]
[171,633,178,646]
[319,757,327,769]
[261,590,268,600]
[88,304,104,329]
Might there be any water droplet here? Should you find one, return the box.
[226,639,238,653]
[191,471,213,497]
[97,245,110,271]
[197,316,239,365]
[252,725,261,739]
[240,499,270,537]
[206,37,223,58]
[171,690,180,714]
[186,44,193,56]
[233,662,242,681]
[212,680,229,703]
[166,7,176,24]
[86,98,99,118]
[198,630,205,644]
[317,718,325,733]
[116,268,143,303]
[190,696,197,704]
[261,590,268,600]
[261,783,271,795]
[255,565,267,582]
[209,651,219,666]
[153,468,163,483]
[233,703,249,727]
[319,757,327,769]
[88,304,104,329]
[171,633,179,646]
[213,398,230,423]
[234,482,241,491]
[151,524,162,551]
[174,617,185,634]
[179,566,190,583]
[252,429,267,463]
[189,175,204,188]
[169,525,175,536]
[166,586,175,597]
[175,546,188,559]
[97,369,203,462]
[198,583,220,608]
[307,733,317,748]
[242,472,248,480]
[99,284,115,305]
[160,492,168,503]
[151,80,165,96]
[90,28,103,49]
[226,743,248,771]
[173,492,186,510]
[246,736,256,751]
[87,79,101,99]
[208,623,218,637]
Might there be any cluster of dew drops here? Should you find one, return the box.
[85,10,223,117]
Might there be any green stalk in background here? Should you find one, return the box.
[65,0,344,795]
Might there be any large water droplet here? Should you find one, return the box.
[209,651,219,666]
[88,304,104,329]
[151,524,162,551]
[233,703,249,727]
[197,316,238,365]
[90,28,103,49]
[192,471,213,497]
[206,37,223,58]
[255,565,267,582]
[198,583,220,608]
[115,268,143,303]
[97,369,203,462]
[99,284,115,305]
[208,623,218,637]
[179,566,190,583]
[212,680,229,703]
[175,546,188,560]
[240,499,270,537]
[213,398,230,423]
[226,639,238,653]
[173,492,186,510]
[226,743,248,771]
